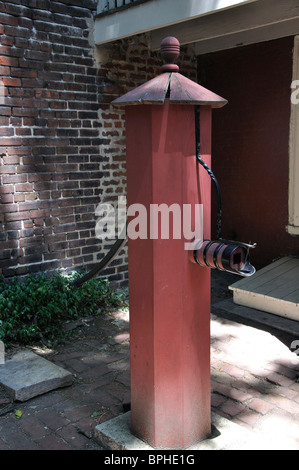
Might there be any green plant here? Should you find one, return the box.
[0,271,126,346]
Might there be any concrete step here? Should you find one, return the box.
[229,257,299,322]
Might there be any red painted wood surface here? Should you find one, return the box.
[169,73,227,106]
[113,72,227,107]
[125,100,212,449]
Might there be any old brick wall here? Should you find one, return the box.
[0,1,197,285]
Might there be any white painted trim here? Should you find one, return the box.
[150,0,299,50]
[194,18,299,55]
[287,224,299,235]
[94,0,258,45]
[288,35,299,235]
[231,288,299,322]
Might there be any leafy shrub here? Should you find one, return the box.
[0,271,125,346]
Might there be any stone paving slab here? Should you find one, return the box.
[0,350,73,402]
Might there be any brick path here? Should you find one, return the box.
[0,272,298,450]
[210,313,299,449]
[0,311,131,450]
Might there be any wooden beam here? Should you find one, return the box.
[94,0,258,45]
[195,18,299,55]
[150,0,299,50]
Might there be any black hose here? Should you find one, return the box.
[195,106,222,239]
[73,226,127,288]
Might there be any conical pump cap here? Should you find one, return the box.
[112,36,227,108]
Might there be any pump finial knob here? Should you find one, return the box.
[160,36,180,72]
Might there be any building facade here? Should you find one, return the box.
[1,0,299,283]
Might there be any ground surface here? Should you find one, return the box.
[0,271,298,450]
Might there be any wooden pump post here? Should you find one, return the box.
[112,37,227,449]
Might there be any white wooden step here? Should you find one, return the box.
[229,257,299,322]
